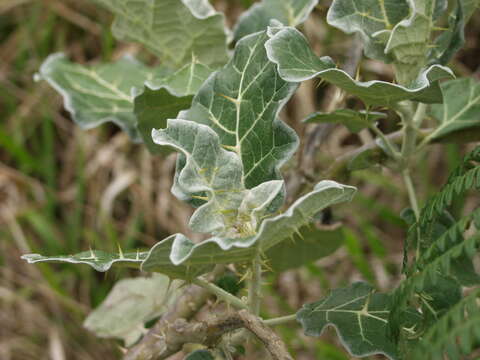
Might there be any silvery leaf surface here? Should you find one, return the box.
[83,274,182,346]
[265,27,454,106]
[142,181,356,277]
[93,0,230,68]
[233,0,319,40]
[21,250,146,272]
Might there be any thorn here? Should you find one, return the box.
[136,249,140,260]
[221,144,238,152]
[191,195,209,201]
[218,93,240,105]
[117,243,124,259]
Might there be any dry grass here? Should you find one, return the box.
[1,1,479,359]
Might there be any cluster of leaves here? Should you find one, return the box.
[21,0,480,359]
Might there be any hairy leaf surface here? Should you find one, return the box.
[141,181,356,278]
[265,27,454,106]
[178,31,299,190]
[83,274,182,346]
[36,53,167,141]
[93,0,230,68]
[234,0,318,40]
[297,282,397,359]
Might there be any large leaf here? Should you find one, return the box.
[93,0,230,68]
[297,282,397,359]
[304,109,386,133]
[233,0,319,40]
[142,181,356,278]
[36,53,167,141]
[178,30,299,190]
[265,27,454,106]
[265,224,344,272]
[83,274,182,346]
[21,250,146,272]
[427,78,480,141]
[326,0,410,62]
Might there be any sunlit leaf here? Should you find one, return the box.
[265,27,454,106]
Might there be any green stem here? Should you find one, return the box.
[401,103,427,162]
[263,314,297,326]
[369,124,401,160]
[401,169,420,220]
[248,252,262,315]
[192,277,248,310]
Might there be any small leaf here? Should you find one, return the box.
[36,53,166,141]
[83,274,182,346]
[94,0,230,68]
[185,350,215,360]
[265,27,454,106]
[233,0,318,40]
[427,78,480,141]
[297,282,398,359]
[265,224,344,272]
[21,250,146,272]
[347,148,389,171]
[304,109,386,133]
[326,0,410,61]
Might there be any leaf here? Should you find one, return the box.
[178,30,299,190]
[21,250,146,272]
[385,0,447,84]
[94,0,230,69]
[36,53,167,141]
[265,27,454,106]
[233,0,319,40]
[326,0,410,62]
[134,88,194,154]
[304,109,386,133]
[142,181,356,278]
[185,350,215,360]
[83,274,182,346]
[152,119,285,236]
[297,282,398,359]
[347,148,389,171]
[265,224,344,272]
[426,78,480,141]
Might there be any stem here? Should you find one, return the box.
[369,124,401,160]
[263,314,297,326]
[401,169,420,220]
[401,103,427,162]
[192,277,248,310]
[248,252,262,315]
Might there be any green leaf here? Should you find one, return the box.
[94,0,230,69]
[233,0,318,40]
[265,27,454,106]
[297,282,397,359]
[326,0,410,62]
[83,274,182,346]
[347,148,389,171]
[304,109,387,133]
[152,119,284,236]
[185,350,215,360]
[265,224,344,272]
[134,88,194,154]
[178,30,299,190]
[427,78,480,141]
[21,250,146,272]
[142,181,356,278]
[36,53,167,141]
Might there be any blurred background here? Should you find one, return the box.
[1,1,479,359]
